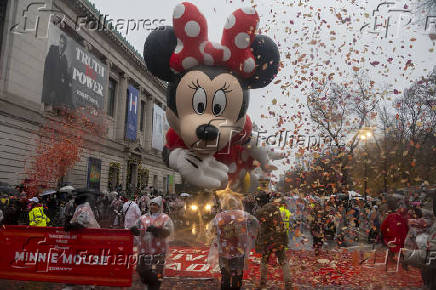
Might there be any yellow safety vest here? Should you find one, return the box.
[279,206,291,232]
[29,206,50,227]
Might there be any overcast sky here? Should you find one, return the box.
[90,0,435,177]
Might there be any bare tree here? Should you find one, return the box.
[394,68,436,184]
[351,69,436,193]
[418,0,436,14]
[307,74,379,189]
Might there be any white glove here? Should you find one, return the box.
[246,136,283,172]
[169,148,229,188]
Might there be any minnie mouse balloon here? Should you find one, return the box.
[144,2,280,189]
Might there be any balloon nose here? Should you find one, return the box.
[196,124,219,141]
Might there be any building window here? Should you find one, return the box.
[153,175,158,190]
[108,162,120,192]
[0,1,7,54]
[126,161,137,194]
[163,176,167,194]
[137,166,149,190]
[107,78,116,117]
[140,100,146,131]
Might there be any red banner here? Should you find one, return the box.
[0,226,134,286]
[165,247,220,278]
[165,247,282,280]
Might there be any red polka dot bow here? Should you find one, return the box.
[169,2,259,78]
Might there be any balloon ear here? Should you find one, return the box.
[143,26,177,82]
[244,35,280,89]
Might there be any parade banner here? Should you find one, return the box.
[151,104,165,151]
[87,157,101,190]
[165,247,219,278]
[42,26,107,110]
[165,247,283,280]
[125,85,139,141]
[168,174,174,194]
[0,226,134,286]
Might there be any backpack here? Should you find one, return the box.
[119,202,132,229]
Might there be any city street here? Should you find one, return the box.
[0,0,435,289]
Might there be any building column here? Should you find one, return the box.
[135,86,143,144]
[139,88,149,149]
[115,72,128,141]
[101,57,111,113]
[145,95,154,152]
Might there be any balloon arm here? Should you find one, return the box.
[267,150,285,160]
[246,136,269,166]
[168,148,228,188]
[246,134,284,171]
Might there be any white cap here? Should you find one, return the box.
[150,196,163,212]
[29,197,39,203]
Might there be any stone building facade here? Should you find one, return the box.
[0,0,181,193]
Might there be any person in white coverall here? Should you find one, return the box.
[130,196,174,290]
[63,189,100,290]
[123,199,141,229]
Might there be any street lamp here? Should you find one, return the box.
[358,127,389,195]
[358,127,373,140]
[358,127,374,200]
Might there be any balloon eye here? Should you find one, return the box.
[192,88,207,115]
[212,90,227,116]
[197,103,205,113]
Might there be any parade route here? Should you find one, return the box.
[0,243,424,289]
[0,222,427,289]
[1,0,435,289]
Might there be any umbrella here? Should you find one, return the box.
[348,191,361,199]
[180,193,190,197]
[108,191,118,199]
[28,197,39,203]
[59,185,75,192]
[348,190,360,196]
[40,189,57,196]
